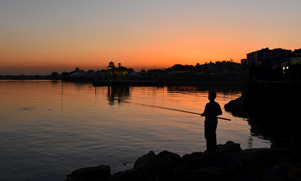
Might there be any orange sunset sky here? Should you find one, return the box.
[0,0,300,75]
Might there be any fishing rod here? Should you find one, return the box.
[125,101,231,121]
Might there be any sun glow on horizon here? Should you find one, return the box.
[1,1,300,75]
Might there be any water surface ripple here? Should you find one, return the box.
[0,80,270,181]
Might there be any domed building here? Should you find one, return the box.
[107,61,116,70]
[107,62,131,81]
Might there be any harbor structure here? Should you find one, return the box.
[107,62,131,81]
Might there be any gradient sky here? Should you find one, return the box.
[1,0,301,75]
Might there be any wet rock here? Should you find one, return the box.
[133,150,156,168]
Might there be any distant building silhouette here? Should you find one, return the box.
[292,48,301,57]
[107,61,116,70]
[247,48,291,68]
[241,59,247,65]
[107,62,132,81]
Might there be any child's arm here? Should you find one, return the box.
[201,104,208,116]
[201,111,207,117]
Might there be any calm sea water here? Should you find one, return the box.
[0,80,270,181]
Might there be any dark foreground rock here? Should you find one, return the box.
[66,138,301,181]
[224,94,248,118]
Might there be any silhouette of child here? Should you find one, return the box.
[201,91,222,153]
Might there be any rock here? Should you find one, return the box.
[133,151,156,168]
[181,152,203,165]
[67,140,301,181]
[271,137,295,149]
[227,178,259,181]
[271,137,301,156]
[198,145,244,171]
[216,141,243,152]
[262,164,284,181]
[72,177,87,181]
[241,148,292,171]
[184,167,234,181]
[262,163,301,181]
[156,150,183,165]
[70,165,111,180]
[282,174,301,181]
[228,171,259,181]
[224,95,248,118]
[270,148,301,164]
[289,140,301,150]
[113,151,181,181]
[177,141,244,181]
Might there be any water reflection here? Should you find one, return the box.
[107,86,130,105]
[167,85,244,94]
[96,85,270,146]
[61,81,64,116]
[0,81,271,181]
[167,86,270,143]
[247,117,270,141]
[59,82,270,147]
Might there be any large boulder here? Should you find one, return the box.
[224,95,248,118]
[176,141,243,180]
[197,146,244,171]
[66,140,301,181]
[183,141,243,170]
[216,141,243,152]
[112,151,181,181]
[156,150,183,165]
[133,151,156,168]
[240,148,300,171]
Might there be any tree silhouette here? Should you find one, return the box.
[51,71,59,77]
[75,67,81,72]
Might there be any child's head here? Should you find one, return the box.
[208,91,216,101]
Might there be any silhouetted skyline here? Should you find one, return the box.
[1,1,300,75]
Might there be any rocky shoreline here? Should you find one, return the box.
[224,94,247,118]
[65,138,301,181]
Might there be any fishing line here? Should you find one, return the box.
[125,101,231,121]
